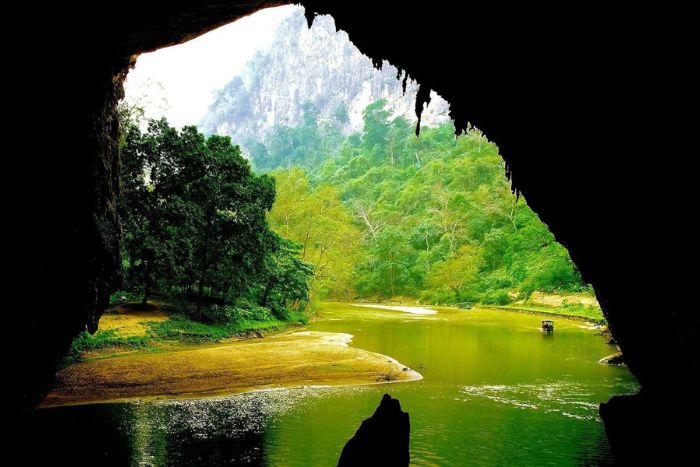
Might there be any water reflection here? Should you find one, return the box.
[22,305,638,465]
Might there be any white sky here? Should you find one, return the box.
[124,5,298,128]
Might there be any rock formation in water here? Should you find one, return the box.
[599,352,625,366]
[337,394,410,467]
[199,8,449,152]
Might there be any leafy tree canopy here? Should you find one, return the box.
[119,117,312,320]
[254,100,586,304]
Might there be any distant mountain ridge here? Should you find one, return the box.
[200,8,450,153]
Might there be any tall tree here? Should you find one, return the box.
[119,119,314,319]
[268,168,361,299]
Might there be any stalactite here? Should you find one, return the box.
[414,83,431,136]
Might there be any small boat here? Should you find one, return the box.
[541,319,554,333]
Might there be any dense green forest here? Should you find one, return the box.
[117,99,586,325]
[255,100,586,305]
[118,117,312,323]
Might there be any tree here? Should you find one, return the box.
[245,100,588,305]
[119,119,183,305]
[120,118,303,320]
[258,236,314,318]
[268,168,361,299]
[356,227,416,297]
[252,100,345,172]
[428,245,484,302]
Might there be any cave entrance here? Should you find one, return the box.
[34,5,638,465]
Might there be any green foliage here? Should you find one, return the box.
[67,330,152,364]
[147,315,287,343]
[482,290,512,306]
[121,100,586,312]
[120,118,313,321]
[257,236,314,319]
[109,290,143,305]
[495,303,605,322]
[199,298,276,324]
[355,227,417,297]
[254,100,587,304]
[251,101,345,171]
[427,245,484,302]
[268,168,361,299]
[199,303,271,325]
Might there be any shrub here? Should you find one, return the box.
[201,304,237,324]
[419,287,456,305]
[231,297,275,321]
[66,330,151,364]
[148,316,232,342]
[477,271,514,291]
[481,289,511,305]
[109,290,143,305]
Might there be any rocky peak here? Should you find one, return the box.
[200,8,450,152]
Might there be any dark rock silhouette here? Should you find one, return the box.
[599,352,625,366]
[600,390,700,464]
[338,394,410,467]
[8,0,696,461]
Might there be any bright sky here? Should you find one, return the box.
[124,5,298,128]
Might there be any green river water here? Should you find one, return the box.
[25,302,638,465]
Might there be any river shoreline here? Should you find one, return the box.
[335,300,604,324]
[477,305,605,324]
[46,299,604,408]
[42,330,422,408]
[28,301,638,466]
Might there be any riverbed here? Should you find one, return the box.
[23,302,638,465]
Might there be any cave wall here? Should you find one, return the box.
[10,45,127,409]
[10,0,697,459]
[300,2,698,391]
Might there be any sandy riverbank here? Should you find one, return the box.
[42,330,421,407]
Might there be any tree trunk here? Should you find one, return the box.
[196,275,205,320]
[141,260,151,305]
[389,259,396,297]
[453,287,461,303]
[261,278,276,308]
[196,220,212,320]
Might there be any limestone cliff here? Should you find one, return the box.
[199,8,449,151]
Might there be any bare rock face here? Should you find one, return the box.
[338,394,410,467]
[200,7,449,153]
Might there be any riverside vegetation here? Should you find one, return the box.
[260,100,592,306]
[70,99,600,359]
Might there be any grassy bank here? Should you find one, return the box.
[148,314,301,342]
[345,291,604,323]
[479,303,604,323]
[67,292,602,365]
[66,299,308,364]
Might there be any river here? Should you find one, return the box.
[22,302,638,465]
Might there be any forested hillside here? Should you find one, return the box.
[261,100,586,305]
